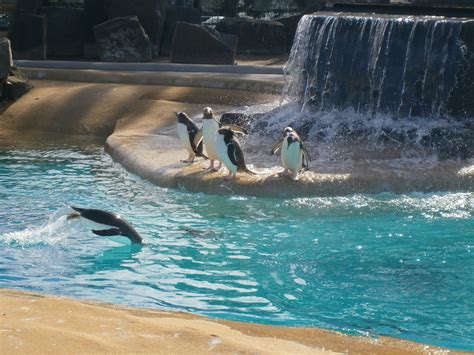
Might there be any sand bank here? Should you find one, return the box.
[1,289,451,354]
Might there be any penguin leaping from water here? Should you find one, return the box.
[68,206,143,245]
[175,111,208,163]
[215,127,256,180]
[271,126,311,181]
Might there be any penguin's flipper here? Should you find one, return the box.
[270,140,283,155]
[92,228,122,237]
[302,146,311,171]
[302,146,312,162]
[225,124,248,135]
[192,128,204,148]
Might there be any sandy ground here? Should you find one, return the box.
[1,289,451,355]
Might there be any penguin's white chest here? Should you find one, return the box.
[177,123,194,155]
[215,134,237,173]
[281,140,302,172]
[202,119,220,160]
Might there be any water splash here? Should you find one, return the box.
[284,13,468,118]
[1,212,71,247]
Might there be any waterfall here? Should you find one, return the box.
[283,13,474,119]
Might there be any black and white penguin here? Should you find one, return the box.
[215,127,256,180]
[202,107,222,171]
[175,111,207,163]
[201,107,248,171]
[271,126,311,181]
[68,206,143,245]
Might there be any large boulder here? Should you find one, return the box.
[105,0,168,57]
[215,17,287,55]
[8,14,47,60]
[170,22,235,64]
[94,16,152,62]
[0,38,13,81]
[160,6,201,56]
[41,6,85,58]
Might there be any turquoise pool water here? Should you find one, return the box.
[0,142,473,350]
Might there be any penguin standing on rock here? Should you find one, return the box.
[201,107,248,171]
[271,126,311,181]
[215,127,256,180]
[202,107,222,171]
[175,111,207,163]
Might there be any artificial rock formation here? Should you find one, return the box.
[215,17,286,55]
[170,22,235,65]
[94,16,152,62]
[0,38,31,102]
[160,6,201,56]
[106,0,168,57]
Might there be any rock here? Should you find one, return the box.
[94,16,152,62]
[0,38,13,80]
[41,6,85,58]
[105,0,168,57]
[3,71,32,101]
[170,22,235,64]
[215,17,287,55]
[275,15,302,51]
[8,14,47,60]
[160,6,201,56]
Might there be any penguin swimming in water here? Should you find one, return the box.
[215,127,256,180]
[271,127,311,181]
[68,206,143,245]
[201,107,248,171]
[175,111,207,163]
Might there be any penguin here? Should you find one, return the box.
[175,111,207,163]
[271,126,311,181]
[202,107,222,171]
[215,127,256,180]
[67,206,143,245]
[201,107,248,171]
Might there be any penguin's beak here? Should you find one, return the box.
[173,111,179,117]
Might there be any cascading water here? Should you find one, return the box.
[285,13,474,118]
[237,13,474,161]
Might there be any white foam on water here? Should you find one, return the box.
[1,212,72,247]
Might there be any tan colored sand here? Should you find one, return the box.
[1,289,451,355]
[0,80,277,137]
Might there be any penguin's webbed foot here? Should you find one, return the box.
[290,172,299,181]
